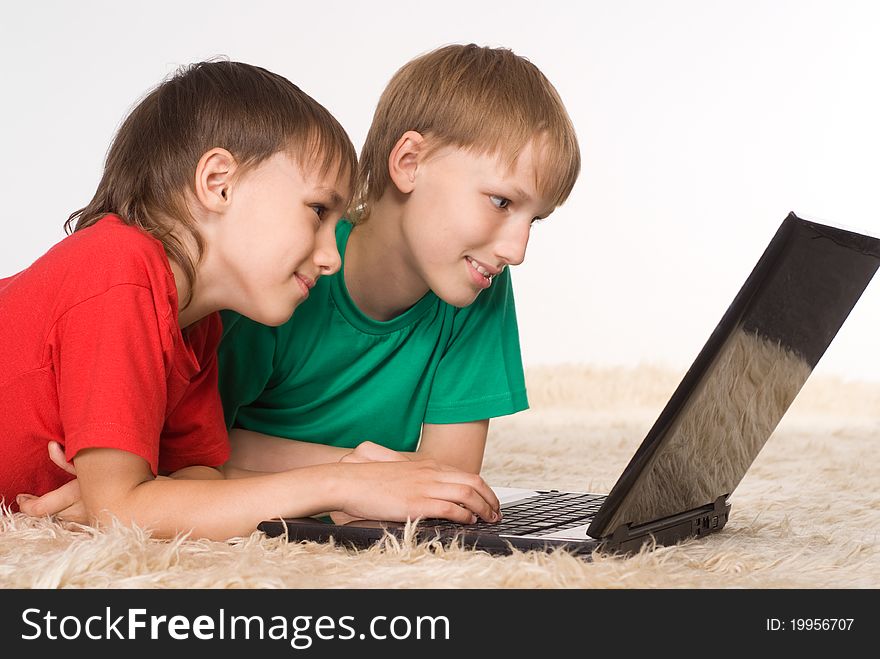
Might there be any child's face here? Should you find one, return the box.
[400,138,554,307]
[217,151,347,325]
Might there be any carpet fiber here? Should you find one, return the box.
[1,365,877,588]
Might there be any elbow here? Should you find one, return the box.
[81,482,159,534]
[84,500,138,530]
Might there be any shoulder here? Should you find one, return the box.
[29,214,177,324]
[61,215,171,285]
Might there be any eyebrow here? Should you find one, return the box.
[511,186,531,201]
[500,183,554,217]
[489,182,531,201]
[316,187,345,207]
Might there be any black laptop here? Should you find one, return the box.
[259,212,880,555]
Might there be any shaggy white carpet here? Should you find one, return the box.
[1,365,877,589]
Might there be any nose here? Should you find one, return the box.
[314,222,342,276]
[494,218,531,267]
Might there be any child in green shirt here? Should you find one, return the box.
[218,44,581,476]
[12,60,500,537]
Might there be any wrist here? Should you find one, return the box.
[324,463,352,512]
[289,462,352,513]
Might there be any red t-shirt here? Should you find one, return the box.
[0,215,230,510]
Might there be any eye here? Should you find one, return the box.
[310,205,328,221]
[489,195,510,210]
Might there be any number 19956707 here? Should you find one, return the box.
[766,618,854,631]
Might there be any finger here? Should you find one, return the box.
[433,471,501,517]
[15,493,37,510]
[17,480,81,517]
[473,476,501,515]
[419,499,478,524]
[48,441,76,475]
[428,483,498,523]
[16,494,41,517]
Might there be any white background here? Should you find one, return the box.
[2,1,878,382]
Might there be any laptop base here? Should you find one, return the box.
[257,495,731,557]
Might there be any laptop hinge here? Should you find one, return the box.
[604,495,731,553]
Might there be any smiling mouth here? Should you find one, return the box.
[294,273,316,297]
[296,273,316,290]
[466,256,496,282]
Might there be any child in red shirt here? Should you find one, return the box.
[1,60,499,540]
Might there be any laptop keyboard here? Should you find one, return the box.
[424,491,607,537]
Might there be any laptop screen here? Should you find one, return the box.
[590,213,880,538]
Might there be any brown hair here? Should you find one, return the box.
[354,44,580,222]
[66,59,357,307]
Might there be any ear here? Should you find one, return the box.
[193,148,238,213]
[387,131,426,195]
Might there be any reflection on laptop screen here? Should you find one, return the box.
[595,215,880,536]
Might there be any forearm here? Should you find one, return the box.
[169,464,260,481]
[412,446,478,472]
[87,466,345,541]
[416,420,489,473]
[70,447,503,540]
[227,428,350,471]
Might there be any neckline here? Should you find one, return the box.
[330,221,438,335]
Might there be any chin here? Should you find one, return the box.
[436,286,482,309]
[245,301,299,327]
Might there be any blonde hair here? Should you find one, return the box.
[66,59,357,308]
[354,44,580,221]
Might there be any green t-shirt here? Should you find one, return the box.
[217,220,528,452]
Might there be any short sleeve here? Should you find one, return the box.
[424,268,529,423]
[53,284,171,474]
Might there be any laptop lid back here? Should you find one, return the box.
[588,212,880,539]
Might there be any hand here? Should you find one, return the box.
[340,440,410,464]
[17,441,88,524]
[331,442,410,524]
[336,459,501,525]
